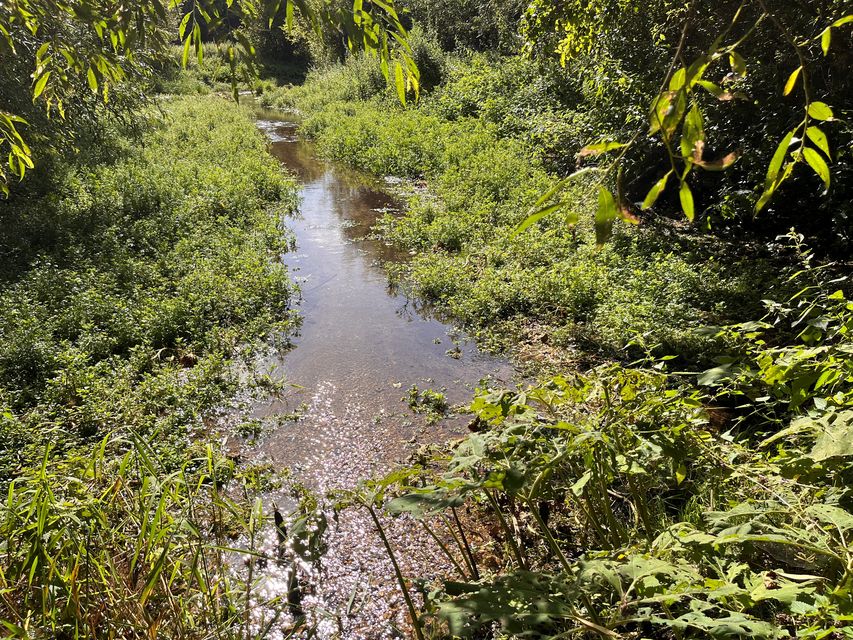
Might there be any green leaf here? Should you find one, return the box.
[806,126,830,158]
[729,51,747,76]
[803,147,830,190]
[33,71,50,99]
[642,171,671,210]
[386,489,466,517]
[87,66,98,93]
[194,23,203,65]
[178,12,191,39]
[783,66,801,96]
[511,203,565,236]
[655,90,687,138]
[649,91,675,135]
[832,15,853,27]
[696,80,735,101]
[820,27,831,55]
[668,67,686,91]
[595,186,617,245]
[806,503,853,531]
[513,167,599,236]
[286,0,295,31]
[578,140,626,158]
[756,129,796,213]
[680,104,704,158]
[35,41,50,62]
[698,364,732,386]
[181,35,191,68]
[394,61,406,105]
[571,470,593,496]
[808,102,834,121]
[808,410,853,461]
[679,181,695,221]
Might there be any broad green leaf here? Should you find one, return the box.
[87,66,98,93]
[806,504,853,531]
[698,364,732,386]
[394,61,406,105]
[680,104,704,158]
[668,67,686,91]
[35,41,50,62]
[642,171,671,210]
[595,186,617,245]
[821,27,831,55]
[832,15,853,27]
[806,126,830,158]
[33,71,50,99]
[649,91,674,135]
[783,66,802,96]
[286,0,295,31]
[571,470,593,496]
[178,12,191,39]
[803,147,830,190]
[808,101,833,121]
[386,489,466,517]
[679,181,695,221]
[661,90,687,138]
[808,410,853,461]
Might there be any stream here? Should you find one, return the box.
[240,108,514,638]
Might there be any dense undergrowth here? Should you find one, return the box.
[0,95,299,637]
[262,48,787,366]
[254,20,853,638]
[380,264,853,638]
[2,0,850,636]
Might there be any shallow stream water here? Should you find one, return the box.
[242,109,514,638]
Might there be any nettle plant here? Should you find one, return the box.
[517,0,852,243]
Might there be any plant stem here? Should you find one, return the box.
[365,503,426,640]
[484,489,527,570]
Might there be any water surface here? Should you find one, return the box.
[245,110,513,639]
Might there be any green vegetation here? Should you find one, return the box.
[0,95,300,636]
[265,50,782,364]
[407,385,450,424]
[257,2,853,638]
[0,0,417,195]
[374,250,853,638]
[2,0,852,637]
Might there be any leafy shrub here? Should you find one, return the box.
[377,272,853,638]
